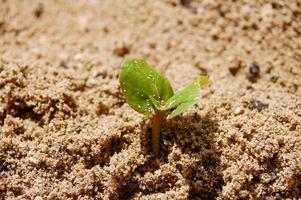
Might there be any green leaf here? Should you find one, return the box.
[168,102,193,119]
[161,76,208,118]
[119,59,174,116]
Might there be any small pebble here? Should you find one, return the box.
[33,3,44,18]
[228,57,242,76]
[113,45,130,57]
[270,76,279,83]
[249,100,269,111]
[60,62,69,69]
[247,62,260,82]
[229,65,241,76]
[234,107,244,115]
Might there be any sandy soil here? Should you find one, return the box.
[0,0,301,199]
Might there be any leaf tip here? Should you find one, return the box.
[198,76,208,86]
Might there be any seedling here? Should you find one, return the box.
[119,59,208,157]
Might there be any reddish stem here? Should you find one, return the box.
[151,110,166,157]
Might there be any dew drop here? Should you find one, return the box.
[147,74,154,80]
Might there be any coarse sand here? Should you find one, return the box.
[0,0,301,199]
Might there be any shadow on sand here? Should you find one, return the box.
[126,113,224,199]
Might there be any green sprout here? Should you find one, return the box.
[119,59,208,157]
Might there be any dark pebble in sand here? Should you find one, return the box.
[247,63,260,82]
[34,3,44,18]
[270,76,279,83]
[249,100,269,111]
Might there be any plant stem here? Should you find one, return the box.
[151,110,166,157]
